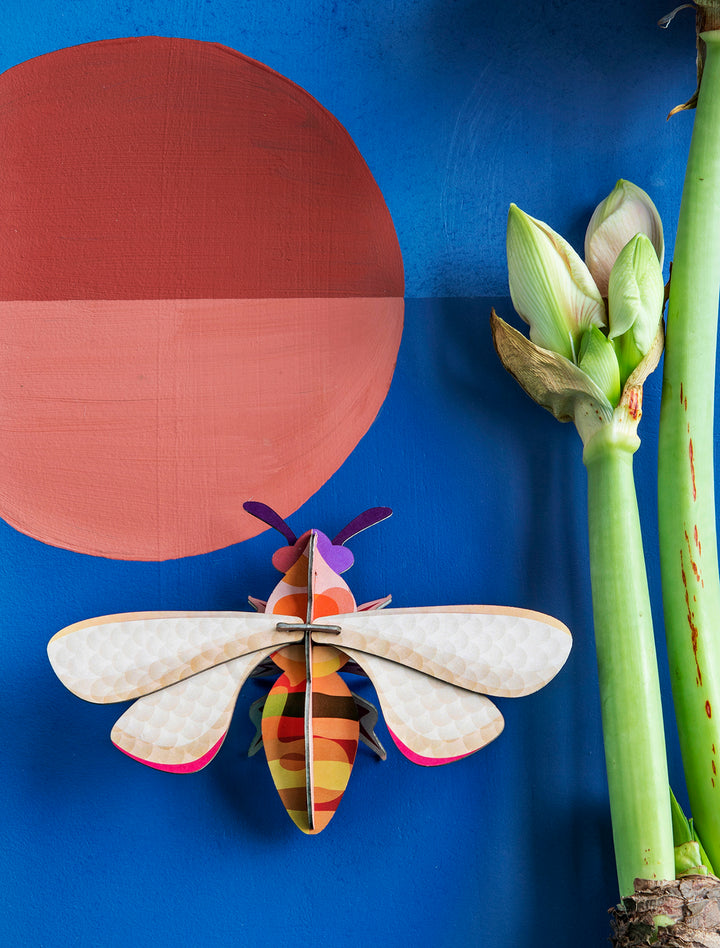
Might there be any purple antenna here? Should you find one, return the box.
[333,507,392,546]
[243,501,297,546]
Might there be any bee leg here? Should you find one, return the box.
[248,654,278,678]
[247,695,266,757]
[352,692,387,761]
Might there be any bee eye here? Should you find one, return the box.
[271,546,303,572]
[271,530,312,572]
[315,531,355,573]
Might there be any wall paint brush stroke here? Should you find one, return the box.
[0,37,404,560]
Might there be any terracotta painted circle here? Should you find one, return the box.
[0,37,403,560]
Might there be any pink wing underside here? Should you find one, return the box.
[321,604,572,765]
[341,648,505,765]
[111,646,279,772]
[110,642,504,771]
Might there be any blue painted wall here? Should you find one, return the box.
[0,2,702,945]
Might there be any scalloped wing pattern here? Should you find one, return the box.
[110,647,279,772]
[343,647,504,765]
[314,606,572,697]
[47,611,301,703]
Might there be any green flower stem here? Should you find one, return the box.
[658,29,720,871]
[584,423,674,898]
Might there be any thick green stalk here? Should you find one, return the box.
[584,423,674,898]
[658,30,720,871]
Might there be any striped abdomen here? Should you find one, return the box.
[261,644,359,834]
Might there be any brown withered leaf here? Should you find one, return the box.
[661,2,720,116]
[489,308,614,433]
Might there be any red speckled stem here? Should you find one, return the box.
[658,30,720,872]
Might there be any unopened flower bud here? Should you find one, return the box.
[585,180,664,297]
[607,233,665,386]
[507,203,605,362]
[577,326,621,407]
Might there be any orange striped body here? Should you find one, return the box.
[260,529,360,833]
[261,644,359,833]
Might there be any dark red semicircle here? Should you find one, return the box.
[0,36,403,301]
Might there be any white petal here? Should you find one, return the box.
[507,205,605,361]
[585,181,664,297]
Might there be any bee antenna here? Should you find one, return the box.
[243,501,297,545]
[333,507,392,546]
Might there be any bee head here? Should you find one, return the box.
[243,501,392,575]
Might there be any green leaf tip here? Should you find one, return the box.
[608,233,666,387]
[578,325,621,406]
[669,788,716,876]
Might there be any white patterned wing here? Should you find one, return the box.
[344,648,504,765]
[111,647,278,772]
[314,605,571,697]
[47,611,301,703]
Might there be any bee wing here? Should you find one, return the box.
[48,611,302,703]
[343,647,504,765]
[110,646,279,772]
[314,605,571,697]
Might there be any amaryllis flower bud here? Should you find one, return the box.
[585,180,664,297]
[607,233,665,387]
[507,203,606,362]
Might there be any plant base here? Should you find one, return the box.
[610,876,720,946]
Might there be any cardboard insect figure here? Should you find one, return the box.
[48,503,572,834]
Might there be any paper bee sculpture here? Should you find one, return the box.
[48,502,572,834]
